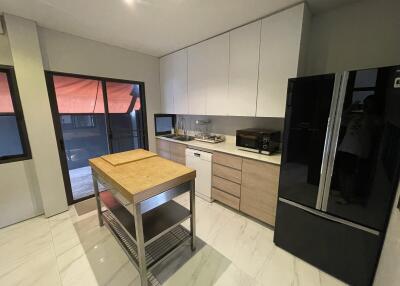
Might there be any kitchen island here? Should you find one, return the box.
[89,149,196,286]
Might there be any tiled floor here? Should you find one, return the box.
[0,193,347,286]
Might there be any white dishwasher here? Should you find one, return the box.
[185,148,213,202]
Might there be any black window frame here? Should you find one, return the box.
[0,65,31,164]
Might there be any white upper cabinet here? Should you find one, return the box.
[160,4,309,117]
[160,55,174,113]
[160,49,188,114]
[257,3,308,117]
[188,33,229,115]
[228,20,261,116]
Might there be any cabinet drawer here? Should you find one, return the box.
[212,176,240,198]
[212,188,240,210]
[213,163,241,184]
[213,152,242,170]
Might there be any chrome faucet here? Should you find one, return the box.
[178,117,187,136]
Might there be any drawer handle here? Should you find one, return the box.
[194,153,201,157]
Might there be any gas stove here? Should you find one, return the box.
[194,134,225,144]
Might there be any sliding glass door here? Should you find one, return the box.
[46,73,147,204]
[105,81,146,153]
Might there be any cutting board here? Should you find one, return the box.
[101,149,157,166]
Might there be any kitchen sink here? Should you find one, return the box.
[174,135,194,141]
[161,134,194,141]
[161,134,176,138]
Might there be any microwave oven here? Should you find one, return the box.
[236,128,281,155]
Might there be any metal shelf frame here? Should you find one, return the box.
[92,173,196,286]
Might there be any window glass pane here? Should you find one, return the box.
[53,75,109,201]
[0,116,24,157]
[0,71,26,159]
[106,82,143,152]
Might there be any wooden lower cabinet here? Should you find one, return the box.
[156,140,281,226]
[212,188,240,210]
[240,159,280,226]
[170,142,186,165]
[155,139,186,164]
[156,138,171,159]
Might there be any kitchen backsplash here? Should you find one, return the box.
[176,115,284,136]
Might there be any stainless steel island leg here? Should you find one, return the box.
[190,179,196,251]
[133,203,148,286]
[92,174,104,226]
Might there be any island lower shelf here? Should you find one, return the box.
[99,190,192,271]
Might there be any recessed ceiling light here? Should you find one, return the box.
[124,0,135,6]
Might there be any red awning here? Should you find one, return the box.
[0,72,14,113]
[54,76,138,114]
[54,76,104,114]
[106,81,137,113]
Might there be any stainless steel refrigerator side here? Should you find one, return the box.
[316,73,343,210]
[321,71,349,211]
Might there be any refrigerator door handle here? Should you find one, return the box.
[321,71,349,211]
[316,73,343,210]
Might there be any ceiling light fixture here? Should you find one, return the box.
[124,0,135,6]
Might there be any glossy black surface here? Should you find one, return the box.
[278,74,335,208]
[274,201,382,286]
[326,66,400,230]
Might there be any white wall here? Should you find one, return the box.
[306,0,400,75]
[0,161,43,227]
[5,14,68,217]
[38,27,161,152]
[0,20,45,228]
[0,32,12,65]
[0,16,161,228]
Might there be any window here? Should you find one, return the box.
[0,67,30,163]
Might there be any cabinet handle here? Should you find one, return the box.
[194,153,201,157]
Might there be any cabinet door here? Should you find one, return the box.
[160,56,174,113]
[169,142,186,165]
[160,50,188,114]
[228,21,261,116]
[171,49,188,114]
[240,159,280,225]
[188,33,229,115]
[257,3,306,117]
[156,139,170,159]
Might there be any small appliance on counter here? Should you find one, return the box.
[194,134,225,144]
[236,128,280,155]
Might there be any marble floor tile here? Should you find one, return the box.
[160,245,230,286]
[0,195,348,286]
[214,263,263,286]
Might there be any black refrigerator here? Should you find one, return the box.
[274,65,400,286]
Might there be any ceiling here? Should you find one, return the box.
[0,0,358,57]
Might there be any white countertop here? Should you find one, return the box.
[156,136,281,165]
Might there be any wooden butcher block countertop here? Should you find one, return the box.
[89,149,196,204]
